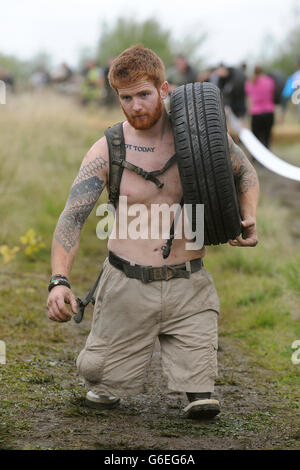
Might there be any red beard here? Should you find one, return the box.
[122,96,163,130]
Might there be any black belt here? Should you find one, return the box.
[108,251,203,283]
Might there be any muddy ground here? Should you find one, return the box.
[3,331,299,451]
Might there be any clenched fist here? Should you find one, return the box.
[47,285,78,322]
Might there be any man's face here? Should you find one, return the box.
[118,80,167,130]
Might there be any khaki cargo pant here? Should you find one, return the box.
[76,257,220,397]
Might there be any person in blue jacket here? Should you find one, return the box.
[282,58,300,120]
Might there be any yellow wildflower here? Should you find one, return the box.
[0,245,20,264]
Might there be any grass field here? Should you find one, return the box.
[0,91,299,450]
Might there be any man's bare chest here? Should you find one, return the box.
[119,145,182,205]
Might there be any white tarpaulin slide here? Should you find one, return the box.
[239,128,300,182]
[225,106,300,182]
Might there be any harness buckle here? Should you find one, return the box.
[164,265,177,281]
[152,265,177,281]
[137,167,149,179]
[140,266,153,283]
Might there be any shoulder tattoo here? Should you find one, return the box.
[54,155,106,252]
[228,136,258,194]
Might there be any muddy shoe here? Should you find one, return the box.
[85,391,120,410]
[183,399,220,419]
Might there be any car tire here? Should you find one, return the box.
[170,82,241,245]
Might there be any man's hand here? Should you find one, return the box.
[47,285,78,322]
[228,216,258,247]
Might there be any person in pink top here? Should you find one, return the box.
[245,66,276,148]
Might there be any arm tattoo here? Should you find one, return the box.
[54,156,106,253]
[228,137,258,194]
[74,156,107,184]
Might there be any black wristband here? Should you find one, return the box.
[50,274,69,282]
[48,278,71,292]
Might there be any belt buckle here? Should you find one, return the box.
[141,265,177,282]
[141,266,153,283]
[164,265,176,281]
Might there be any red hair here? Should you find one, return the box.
[108,45,165,91]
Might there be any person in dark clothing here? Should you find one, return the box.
[166,55,198,93]
[103,57,119,107]
[0,68,15,92]
[214,65,247,119]
[245,66,276,148]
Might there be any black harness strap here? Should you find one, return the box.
[112,160,163,188]
[161,197,184,259]
[105,122,178,202]
[104,122,126,208]
[74,267,104,323]
[145,153,177,177]
[112,153,177,189]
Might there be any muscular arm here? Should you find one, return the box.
[228,134,259,246]
[51,142,108,277]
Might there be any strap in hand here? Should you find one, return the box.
[73,268,104,324]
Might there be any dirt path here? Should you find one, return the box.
[1,314,298,450]
[3,330,297,451]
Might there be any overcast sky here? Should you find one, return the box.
[1,0,299,69]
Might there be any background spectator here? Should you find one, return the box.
[103,57,119,107]
[29,66,51,90]
[282,57,300,121]
[0,67,15,92]
[214,65,247,120]
[80,60,104,105]
[245,65,276,148]
[166,55,198,93]
[52,62,73,83]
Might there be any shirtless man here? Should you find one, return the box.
[47,46,259,419]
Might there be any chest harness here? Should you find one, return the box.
[105,121,182,259]
[73,122,203,324]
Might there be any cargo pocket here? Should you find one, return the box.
[76,348,107,384]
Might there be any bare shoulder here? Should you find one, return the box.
[77,135,109,184]
[82,135,109,166]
